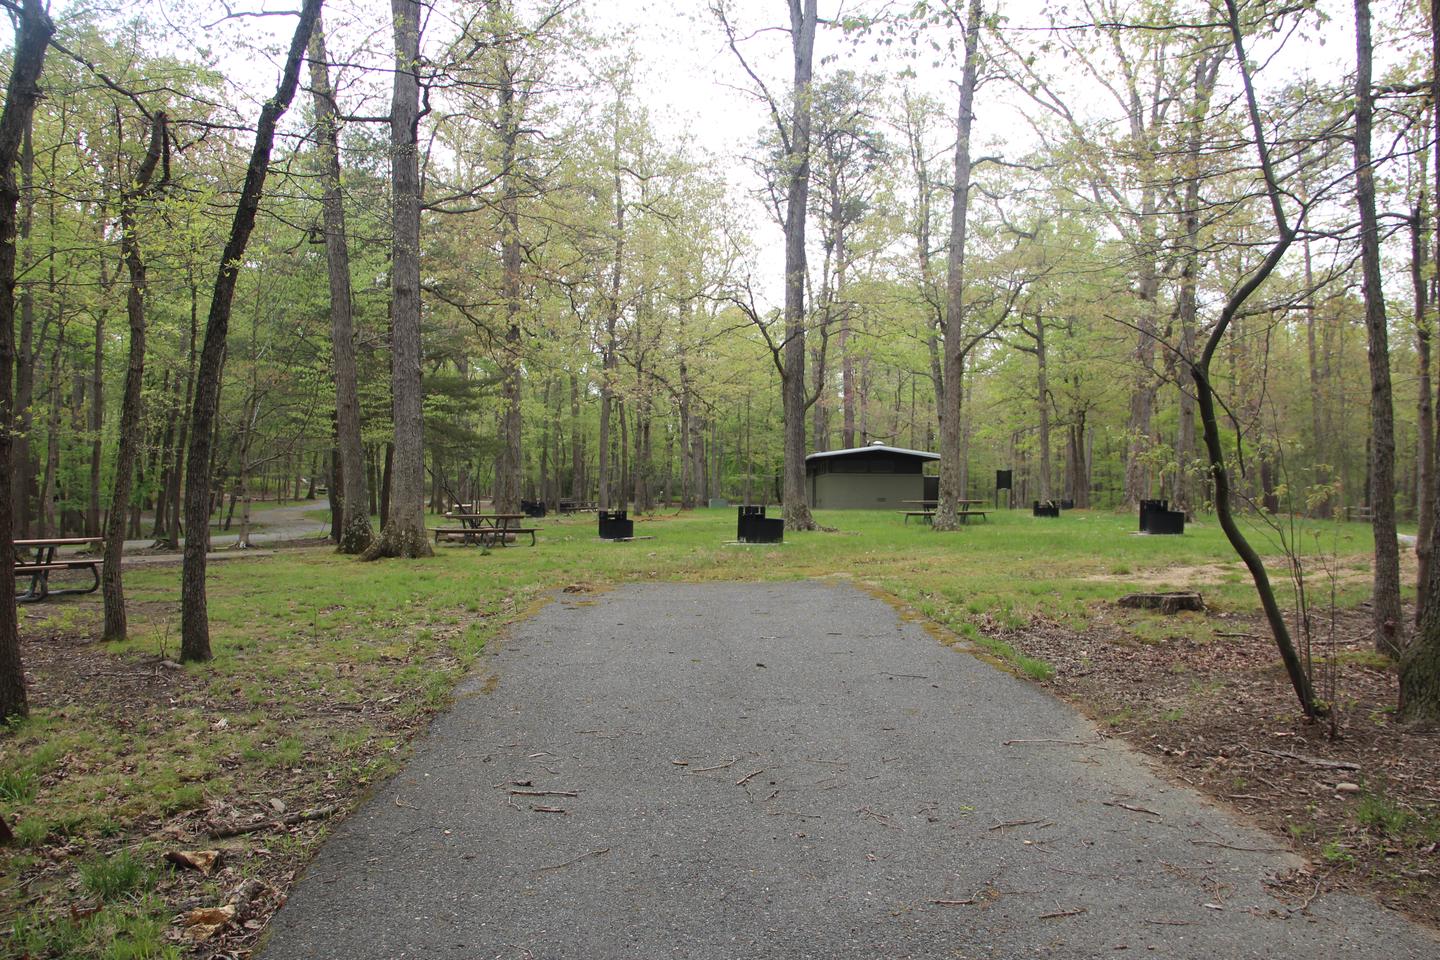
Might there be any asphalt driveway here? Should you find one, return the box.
[259,580,1437,959]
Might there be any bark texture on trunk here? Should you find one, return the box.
[103,113,167,642]
[1353,0,1404,658]
[1398,0,1440,724]
[1415,197,1434,620]
[181,0,324,660]
[1034,318,1051,501]
[308,18,372,554]
[933,0,983,532]
[1175,54,1219,514]
[0,0,55,721]
[597,117,623,512]
[492,33,524,514]
[777,0,819,531]
[363,0,432,559]
[13,121,34,540]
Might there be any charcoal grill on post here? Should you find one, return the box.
[598,510,633,540]
[737,505,783,544]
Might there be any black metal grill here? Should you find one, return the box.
[737,506,783,544]
[1139,499,1185,535]
[598,510,633,540]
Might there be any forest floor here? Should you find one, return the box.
[995,601,1440,925]
[1,507,1435,958]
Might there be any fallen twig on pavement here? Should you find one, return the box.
[1190,838,1289,853]
[536,847,610,873]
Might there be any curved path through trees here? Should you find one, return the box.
[260,581,1436,959]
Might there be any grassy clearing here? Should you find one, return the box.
[0,506,1390,956]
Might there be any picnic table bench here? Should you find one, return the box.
[13,537,103,603]
[900,500,988,524]
[433,513,537,547]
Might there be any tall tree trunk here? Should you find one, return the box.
[1122,202,1160,508]
[88,305,103,537]
[1303,232,1330,515]
[308,19,372,554]
[366,446,376,516]
[1034,317,1051,502]
[163,269,200,547]
[0,0,55,721]
[1398,0,1440,724]
[362,0,432,559]
[328,442,342,542]
[40,333,61,537]
[781,0,819,531]
[102,112,166,643]
[1354,0,1404,658]
[679,353,694,508]
[618,398,629,507]
[1187,0,1320,719]
[149,370,174,540]
[569,368,582,501]
[378,441,394,529]
[491,21,525,514]
[1415,194,1434,620]
[1175,54,1219,514]
[597,115,623,512]
[181,0,323,661]
[13,119,35,539]
[540,378,552,507]
[934,0,982,531]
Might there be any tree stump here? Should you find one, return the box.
[1117,592,1204,614]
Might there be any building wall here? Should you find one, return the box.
[809,473,925,509]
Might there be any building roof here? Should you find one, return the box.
[805,444,940,463]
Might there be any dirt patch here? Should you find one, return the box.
[1085,552,1416,590]
[990,603,1440,925]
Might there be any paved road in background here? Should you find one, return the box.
[260,581,1437,959]
[119,502,328,556]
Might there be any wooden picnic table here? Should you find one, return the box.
[13,536,104,602]
[900,500,989,524]
[433,513,538,547]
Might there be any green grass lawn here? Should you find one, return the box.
[0,506,1394,957]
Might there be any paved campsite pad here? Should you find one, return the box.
[260,582,1437,959]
